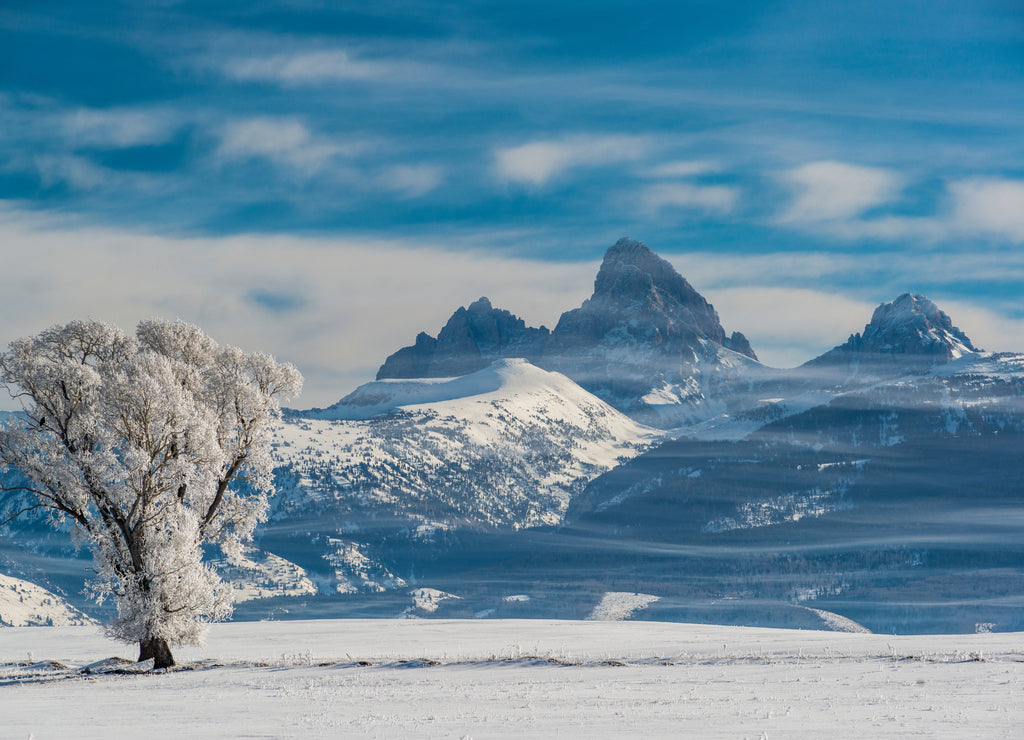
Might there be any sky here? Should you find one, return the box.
[2,0,1024,409]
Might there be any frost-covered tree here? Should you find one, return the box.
[0,319,302,668]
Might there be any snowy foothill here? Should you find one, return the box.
[2,619,1023,738]
[0,574,94,628]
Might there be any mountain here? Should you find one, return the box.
[808,293,977,374]
[559,350,1024,632]
[543,238,760,425]
[3,239,1023,634]
[375,238,762,428]
[232,359,661,599]
[377,297,549,380]
[280,359,659,531]
[549,237,756,361]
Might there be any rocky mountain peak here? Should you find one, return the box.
[809,293,977,371]
[552,238,754,360]
[372,238,758,427]
[376,298,548,380]
[585,238,725,340]
[863,293,977,356]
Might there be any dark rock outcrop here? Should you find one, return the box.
[542,237,757,408]
[724,331,758,361]
[377,297,549,380]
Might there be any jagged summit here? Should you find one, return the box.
[810,293,977,370]
[376,297,549,380]
[537,238,759,423]
[373,238,760,427]
[553,237,743,352]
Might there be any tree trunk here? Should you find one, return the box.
[139,636,176,669]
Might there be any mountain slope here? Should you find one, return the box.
[0,574,94,627]
[278,359,661,530]
[558,349,1024,632]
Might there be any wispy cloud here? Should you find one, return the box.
[31,154,115,190]
[376,164,444,198]
[776,164,1024,245]
[949,178,1024,243]
[215,117,359,177]
[493,135,650,187]
[639,182,739,214]
[643,160,721,179]
[62,108,181,149]
[221,50,395,85]
[635,159,738,214]
[778,160,904,223]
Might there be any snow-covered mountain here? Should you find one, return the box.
[277,358,660,531]
[242,358,661,598]
[807,292,977,375]
[375,238,763,428]
[3,238,1023,634]
[0,573,94,627]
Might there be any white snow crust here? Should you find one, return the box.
[586,591,660,620]
[2,619,1023,738]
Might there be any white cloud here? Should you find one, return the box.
[778,160,904,223]
[639,182,738,214]
[644,160,720,178]
[62,108,180,149]
[216,117,358,176]
[222,50,392,85]
[775,168,1024,245]
[705,286,876,368]
[494,135,650,186]
[949,178,1024,243]
[377,164,444,198]
[32,154,113,190]
[0,209,595,411]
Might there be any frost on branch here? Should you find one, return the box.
[0,319,302,666]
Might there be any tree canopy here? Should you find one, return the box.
[0,319,302,668]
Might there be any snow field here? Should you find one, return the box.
[2,619,1023,738]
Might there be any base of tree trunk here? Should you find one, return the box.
[139,637,176,669]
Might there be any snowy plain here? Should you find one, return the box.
[2,619,1023,738]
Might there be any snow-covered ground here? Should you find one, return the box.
[2,619,1022,738]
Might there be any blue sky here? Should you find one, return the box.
[2,0,1024,407]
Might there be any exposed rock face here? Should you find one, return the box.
[374,238,760,425]
[377,297,549,380]
[808,293,977,373]
[543,237,756,410]
[724,331,757,361]
[550,238,730,349]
